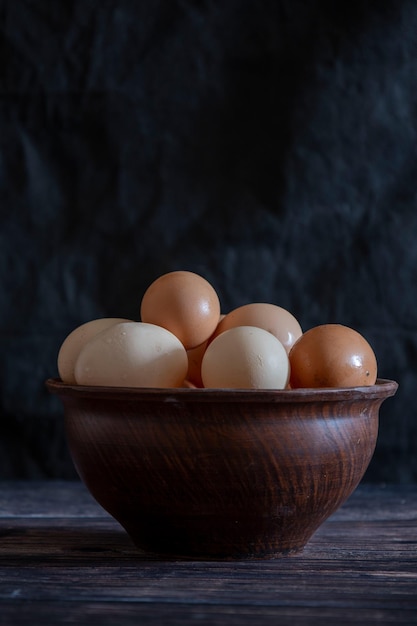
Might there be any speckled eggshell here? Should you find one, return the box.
[140,271,221,350]
[289,323,378,388]
[58,317,134,384]
[201,326,290,389]
[74,321,188,388]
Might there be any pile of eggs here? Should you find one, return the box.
[57,270,378,390]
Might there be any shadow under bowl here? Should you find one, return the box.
[46,378,398,560]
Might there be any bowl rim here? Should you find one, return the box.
[45,378,398,404]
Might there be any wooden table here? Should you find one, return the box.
[0,481,416,625]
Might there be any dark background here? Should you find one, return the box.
[1,0,416,482]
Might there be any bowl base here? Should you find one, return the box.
[128,540,306,560]
[121,521,310,560]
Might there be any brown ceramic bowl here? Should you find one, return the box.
[46,377,397,560]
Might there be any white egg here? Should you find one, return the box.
[74,322,188,388]
[201,326,290,389]
[58,317,133,384]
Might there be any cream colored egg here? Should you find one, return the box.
[74,322,188,388]
[58,317,133,384]
[201,326,290,389]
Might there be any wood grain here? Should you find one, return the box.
[0,481,416,625]
[46,378,398,559]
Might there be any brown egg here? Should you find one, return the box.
[185,341,208,388]
[211,303,302,353]
[140,271,221,350]
[185,315,226,387]
[289,324,378,388]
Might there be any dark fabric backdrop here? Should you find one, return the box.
[1,0,416,481]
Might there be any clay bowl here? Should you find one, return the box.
[46,378,397,560]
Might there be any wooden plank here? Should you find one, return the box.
[0,481,103,518]
[328,484,417,521]
[0,482,416,626]
[1,600,416,626]
[1,517,416,561]
[1,481,416,520]
[1,522,416,602]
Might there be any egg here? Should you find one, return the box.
[289,323,378,388]
[186,341,208,388]
[57,317,133,384]
[185,314,225,387]
[74,321,188,388]
[140,271,221,350]
[210,303,302,353]
[201,326,290,389]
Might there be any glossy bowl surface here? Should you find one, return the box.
[46,378,398,559]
